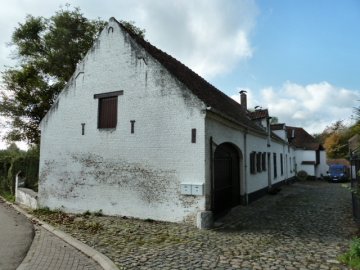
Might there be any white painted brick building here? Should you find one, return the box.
[39,18,313,228]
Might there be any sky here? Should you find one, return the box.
[0,0,359,149]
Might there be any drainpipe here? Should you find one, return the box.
[209,136,213,211]
[267,117,272,147]
[244,130,248,205]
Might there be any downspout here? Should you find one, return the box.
[209,136,213,211]
[244,130,248,205]
[267,117,272,147]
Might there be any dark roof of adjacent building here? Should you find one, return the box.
[285,126,324,150]
[270,123,285,131]
[248,109,269,120]
[114,18,266,135]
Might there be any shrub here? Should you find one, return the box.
[297,170,308,181]
[339,237,360,269]
[0,146,39,195]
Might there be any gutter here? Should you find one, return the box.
[206,107,267,136]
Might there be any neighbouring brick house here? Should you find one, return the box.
[39,18,302,228]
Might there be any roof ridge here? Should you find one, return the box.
[112,18,263,133]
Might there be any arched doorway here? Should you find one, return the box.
[213,143,240,216]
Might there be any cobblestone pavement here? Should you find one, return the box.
[33,181,358,270]
[17,224,103,270]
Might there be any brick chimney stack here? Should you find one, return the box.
[240,90,247,110]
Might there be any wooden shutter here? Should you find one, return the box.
[98,96,117,128]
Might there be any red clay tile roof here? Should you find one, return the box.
[285,126,324,150]
[114,19,266,135]
[248,109,269,120]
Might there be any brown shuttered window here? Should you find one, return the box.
[256,152,262,172]
[262,152,266,171]
[273,153,277,178]
[98,96,118,129]
[250,152,256,174]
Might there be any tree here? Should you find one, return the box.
[322,120,360,159]
[270,116,279,124]
[6,143,20,153]
[354,105,360,124]
[0,6,106,145]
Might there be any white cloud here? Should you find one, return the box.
[0,0,258,78]
[113,0,258,78]
[232,81,360,134]
[0,0,258,149]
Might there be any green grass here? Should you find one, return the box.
[339,238,360,269]
[0,190,15,202]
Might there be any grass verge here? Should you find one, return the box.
[339,237,360,270]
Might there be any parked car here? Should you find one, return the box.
[327,164,349,182]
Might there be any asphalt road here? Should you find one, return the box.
[0,199,34,270]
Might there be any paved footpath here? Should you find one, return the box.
[0,199,33,270]
[0,196,104,270]
[17,224,104,270]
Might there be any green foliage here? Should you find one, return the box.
[355,106,360,122]
[339,237,360,269]
[270,117,278,124]
[0,144,39,194]
[0,190,15,202]
[1,5,106,144]
[120,20,145,38]
[317,120,360,159]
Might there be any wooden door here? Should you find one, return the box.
[213,143,240,215]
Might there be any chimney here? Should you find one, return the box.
[239,90,247,110]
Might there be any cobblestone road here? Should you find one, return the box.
[34,181,358,270]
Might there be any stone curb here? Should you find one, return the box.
[0,197,118,270]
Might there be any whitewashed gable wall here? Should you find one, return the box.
[39,19,207,223]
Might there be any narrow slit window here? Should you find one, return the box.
[191,128,196,143]
[250,152,256,174]
[130,120,136,134]
[273,153,277,178]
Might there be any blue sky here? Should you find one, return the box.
[0,0,359,149]
[212,0,360,92]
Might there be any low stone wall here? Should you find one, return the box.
[16,187,38,209]
[15,187,38,209]
[15,171,38,209]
